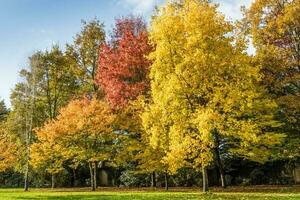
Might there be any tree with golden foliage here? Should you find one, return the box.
[31,98,115,191]
[143,0,284,192]
[0,123,16,173]
[30,120,65,189]
[113,99,168,189]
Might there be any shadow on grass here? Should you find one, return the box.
[6,193,300,200]
[12,194,201,200]
[3,187,300,200]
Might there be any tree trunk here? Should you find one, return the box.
[51,174,56,189]
[89,162,95,191]
[72,168,76,187]
[23,60,37,192]
[151,171,156,188]
[215,149,226,188]
[93,162,97,191]
[218,162,226,189]
[164,173,169,191]
[24,161,29,191]
[214,132,227,188]
[202,166,209,192]
[24,135,30,192]
[24,98,31,192]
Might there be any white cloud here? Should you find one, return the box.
[216,0,254,21]
[119,0,256,54]
[120,0,162,15]
[215,0,256,55]
[121,0,254,20]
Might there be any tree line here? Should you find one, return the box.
[0,0,299,192]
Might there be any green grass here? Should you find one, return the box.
[0,186,299,200]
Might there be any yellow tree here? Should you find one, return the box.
[0,123,16,172]
[143,0,284,192]
[112,99,168,189]
[139,99,172,190]
[31,120,65,189]
[0,100,15,172]
[31,98,115,191]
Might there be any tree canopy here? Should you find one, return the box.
[0,0,298,193]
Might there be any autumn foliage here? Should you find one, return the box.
[96,16,152,108]
[0,125,16,172]
[1,0,299,193]
[31,98,115,190]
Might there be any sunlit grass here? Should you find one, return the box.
[0,186,299,200]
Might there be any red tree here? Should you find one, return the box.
[96,16,152,108]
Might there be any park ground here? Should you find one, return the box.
[0,186,299,200]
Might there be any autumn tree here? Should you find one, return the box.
[96,16,152,108]
[95,16,166,187]
[113,99,168,189]
[8,47,79,190]
[8,52,41,191]
[66,19,106,97]
[0,100,15,173]
[244,0,300,160]
[0,123,16,173]
[143,0,284,192]
[37,46,80,122]
[32,98,115,191]
[30,47,80,188]
[30,120,66,189]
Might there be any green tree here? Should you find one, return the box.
[244,0,300,160]
[37,46,80,121]
[9,47,79,190]
[113,99,168,189]
[0,100,8,122]
[66,19,106,97]
[9,53,40,191]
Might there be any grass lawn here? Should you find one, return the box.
[0,186,299,200]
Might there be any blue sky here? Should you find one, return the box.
[0,0,253,107]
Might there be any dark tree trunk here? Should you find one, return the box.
[24,129,31,192]
[164,173,169,191]
[151,171,156,188]
[93,162,97,191]
[214,132,227,188]
[202,166,209,192]
[71,168,76,187]
[89,162,95,191]
[24,163,29,191]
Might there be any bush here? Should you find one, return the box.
[249,169,266,185]
[119,170,149,187]
[241,178,251,186]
